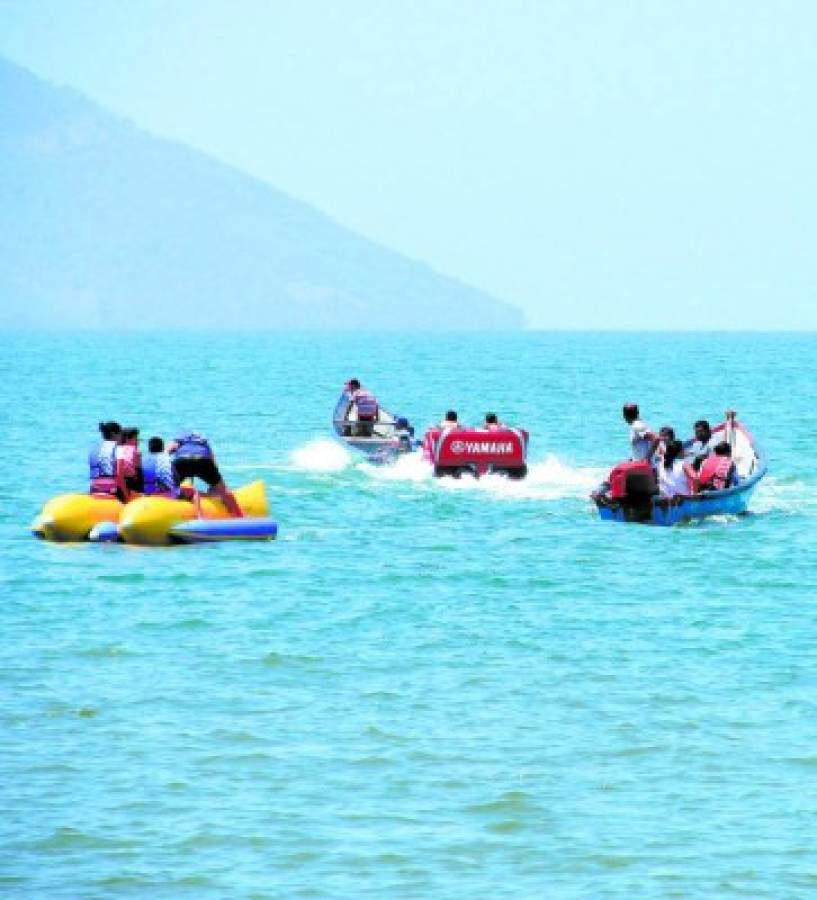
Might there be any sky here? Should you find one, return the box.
[1,0,816,329]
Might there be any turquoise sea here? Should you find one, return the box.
[2,332,816,897]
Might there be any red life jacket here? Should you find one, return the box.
[698,455,734,491]
[353,389,378,419]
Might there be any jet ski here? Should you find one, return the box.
[332,389,418,464]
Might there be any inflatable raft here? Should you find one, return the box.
[592,418,767,525]
[32,481,275,545]
[422,426,529,478]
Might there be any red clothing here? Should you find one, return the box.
[698,455,734,491]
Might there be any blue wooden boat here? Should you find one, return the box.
[593,417,767,526]
[332,388,418,464]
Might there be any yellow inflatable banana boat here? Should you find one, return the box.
[32,481,267,544]
[119,481,268,546]
[31,493,123,542]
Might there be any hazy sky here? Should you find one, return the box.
[1,0,816,328]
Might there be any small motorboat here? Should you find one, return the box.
[332,389,418,464]
[592,415,767,525]
[422,426,529,478]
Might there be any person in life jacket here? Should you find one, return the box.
[696,441,739,492]
[116,427,143,500]
[394,417,417,452]
[439,410,463,432]
[167,431,243,517]
[622,403,658,462]
[346,378,379,437]
[141,436,178,497]
[482,412,505,431]
[89,421,123,497]
[657,439,695,499]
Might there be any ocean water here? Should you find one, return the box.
[1,331,816,898]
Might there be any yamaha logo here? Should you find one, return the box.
[449,440,514,455]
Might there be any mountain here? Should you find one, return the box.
[0,58,523,330]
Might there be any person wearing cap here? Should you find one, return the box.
[622,403,658,461]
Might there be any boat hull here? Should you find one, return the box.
[595,478,762,525]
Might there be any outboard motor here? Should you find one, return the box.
[608,460,657,522]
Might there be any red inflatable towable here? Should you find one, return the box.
[423,427,529,478]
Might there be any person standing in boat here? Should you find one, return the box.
[622,403,658,461]
[345,378,379,437]
[168,432,243,517]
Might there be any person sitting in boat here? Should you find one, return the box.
[482,412,505,431]
[346,378,379,437]
[141,437,178,497]
[89,420,123,497]
[623,403,658,461]
[683,419,719,471]
[394,417,417,452]
[651,425,676,466]
[440,410,463,432]
[116,427,143,500]
[696,441,739,492]
[168,431,243,517]
[657,439,695,498]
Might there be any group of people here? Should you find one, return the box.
[437,410,506,432]
[344,380,511,443]
[623,403,739,499]
[89,422,242,516]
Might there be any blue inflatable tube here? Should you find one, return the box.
[168,517,278,543]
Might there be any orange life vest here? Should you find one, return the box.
[698,455,734,491]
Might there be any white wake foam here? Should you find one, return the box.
[361,451,432,483]
[362,452,604,501]
[289,439,352,473]
[433,454,604,501]
[753,476,817,516]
